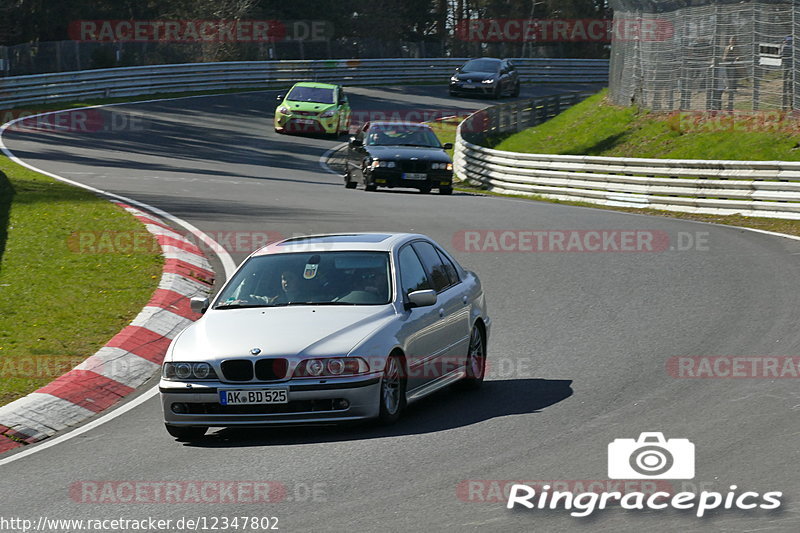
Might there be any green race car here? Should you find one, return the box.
[274,82,351,136]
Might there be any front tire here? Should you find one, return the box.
[458,325,486,389]
[378,354,406,424]
[165,424,206,441]
[419,185,432,194]
[439,186,453,195]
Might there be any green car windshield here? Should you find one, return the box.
[286,86,335,104]
[215,251,392,308]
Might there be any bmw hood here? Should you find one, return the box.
[365,145,451,163]
[171,305,394,360]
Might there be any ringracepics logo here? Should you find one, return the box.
[506,433,782,518]
[454,18,673,43]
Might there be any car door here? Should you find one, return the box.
[396,243,444,393]
[337,87,351,132]
[499,61,511,93]
[411,240,472,381]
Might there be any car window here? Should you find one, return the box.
[398,245,431,296]
[286,85,335,104]
[365,124,441,147]
[435,248,460,286]
[214,251,392,307]
[411,241,452,292]
[462,58,500,73]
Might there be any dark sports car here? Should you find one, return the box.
[345,122,454,195]
[449,57,521,98]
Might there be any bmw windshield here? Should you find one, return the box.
[214,251,392,308]
[366,124,442,148]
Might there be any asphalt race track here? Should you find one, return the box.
[2,84,800,532]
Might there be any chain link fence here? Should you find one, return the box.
[609,0,798,111]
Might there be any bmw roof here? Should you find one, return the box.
[253,233,424,255]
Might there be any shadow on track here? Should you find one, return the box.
[185,378,573,448]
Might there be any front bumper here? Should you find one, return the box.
[449,82,496,95]
[366,169,453,190]
[160,373,381,427]
[274,113,338,134]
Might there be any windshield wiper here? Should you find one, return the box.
[214,303,269,310]
[395,143,436,148]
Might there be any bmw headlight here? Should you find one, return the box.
[370,160,396,169]
[450,76,459,82]
[278,106,291,114]
[293,357,369,378]
[431,162,453,170]
[163,362,218,380]
[481,79,495,84]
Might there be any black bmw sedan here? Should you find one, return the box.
[449,57,521,98]
[345,122,454,195]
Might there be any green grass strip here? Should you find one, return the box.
[0,156,163,407]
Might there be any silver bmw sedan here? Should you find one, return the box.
[160,232,490,441]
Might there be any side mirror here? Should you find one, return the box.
[190,297,209,314]
[407,289,437,308]
[455,66,461,72]
[275,94,284,103]
[443,142,453,150]
[349,136,363,148]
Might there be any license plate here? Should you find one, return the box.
[295,119,316,125]
[403,173,427,180]
[219,389,288,405]
[463,83,476,88]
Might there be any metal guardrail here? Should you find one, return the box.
[0,57,609,109]
[454,94,800,220]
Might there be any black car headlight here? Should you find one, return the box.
[293,357,369,378]
[163,362,218,380]
[370,160,396,169]
[431,162,453,171]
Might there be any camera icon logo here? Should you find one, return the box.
[608,432,695,479]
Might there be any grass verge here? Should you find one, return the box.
[428,101,800,238]
[0,156,163,406]
[493,89,800,160]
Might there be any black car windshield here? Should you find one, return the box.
[286,86,335,104]
[365,124,442,148]
[214,251,392,308]
[461,59,500,73]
